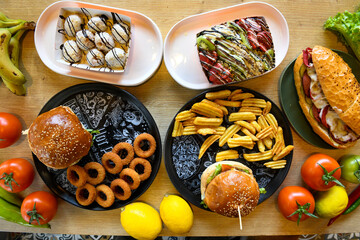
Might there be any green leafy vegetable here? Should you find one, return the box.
[259,188,267,194]
[324,9,360,61]
[207,164,222,184]
[200,200,208,209]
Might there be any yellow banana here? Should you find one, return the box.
[2,77,26,96]
[0,28,25,85]
[9,29,26,68]
[0,12,25,28]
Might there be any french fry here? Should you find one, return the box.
[239,106,263,116]
[216,150,239,162]
[175,110,196,121]
[228,141,255,149]
[172,120,183,137]
[230,92,255,101]
[241,128,258,141]
[265,113,278,136]
[264,160,286,166]
[270,165,286,169]
[257,139,265,152]
[219,124,241,147]
[229,112,256,122]
[197,128,217,135]
[256,126,273,139]
[257,115,270,130]
[198,135,220,159]
[182,126,197,135]
[242,98,267,108]
[272,127,284,155]
[263,101,272,115]
[214,99,242,108]
[205,90,231,100]
[235,120,256,134]
[214,126,226,135]
[243,150,273,162]
[263,136,273,149]
[182,117,196,126]
[202,99,228,115]
[264,160,286,169]
[228,89,243,99]
[273,145,294,161]
[191,102,223,118]
[227,136,253,146]
[250,121,262,132]
[194,117,223,126]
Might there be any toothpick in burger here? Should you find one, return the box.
[200,161,260,217]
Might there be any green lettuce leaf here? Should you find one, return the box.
[324,9,360,61]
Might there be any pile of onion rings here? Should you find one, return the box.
[66,132,156,208]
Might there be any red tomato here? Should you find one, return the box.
[301,153,343,191]
[21,191,58,225]
[0,158,34,192]
[278,186,317,225]
[0,112,22,148]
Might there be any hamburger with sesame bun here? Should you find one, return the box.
[27,106,92,169]
[200,161,260,217]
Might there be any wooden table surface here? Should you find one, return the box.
[0,0,359,237]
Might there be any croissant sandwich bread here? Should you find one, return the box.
[200,161,260,217]
[27,106,92,169]
[294,46,360,148]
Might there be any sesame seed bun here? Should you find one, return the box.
[28,106,92,169]
[201,161,259,217]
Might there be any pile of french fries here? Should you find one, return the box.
[172,89,294,169]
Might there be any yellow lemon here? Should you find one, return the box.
[160,194,193,234]
[120,202,162,240]
[315,186,348,218]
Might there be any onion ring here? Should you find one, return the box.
[67,165,87,187]
[95,184,115,208]
[110,178,132,201]
[101,152,123,174]
[112,142,134,165]
[76,183,96,206]
[133,133,156,158]
[119,168,141,190]
[129,158,152,181]
[84,162,106,185]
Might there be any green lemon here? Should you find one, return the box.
[120,202,162,240]
[160,194,194,234]
[315,186,348,218]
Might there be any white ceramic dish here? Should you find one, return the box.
[164,1,290,90]
[35,1,163,86]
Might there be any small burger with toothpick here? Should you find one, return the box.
[200,161,260,218]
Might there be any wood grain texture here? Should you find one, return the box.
[0,0,359,236]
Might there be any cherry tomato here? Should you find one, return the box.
[0,158,34,193]
[301,153,343,191]
[21,191,58,225]
[0,112,22,148]
[339,155,360,183]
[278,186,317,225]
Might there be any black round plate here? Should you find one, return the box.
[164,86,293,211]
[278,49,360,149]
[33,83,162,210]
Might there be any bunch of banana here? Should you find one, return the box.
[0,12,35,96]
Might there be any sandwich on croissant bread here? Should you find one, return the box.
[294,45,360,148]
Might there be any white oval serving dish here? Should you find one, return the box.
[35,1,163,86]
[164,1,290,90]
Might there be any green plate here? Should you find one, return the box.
[278,49,360,149]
